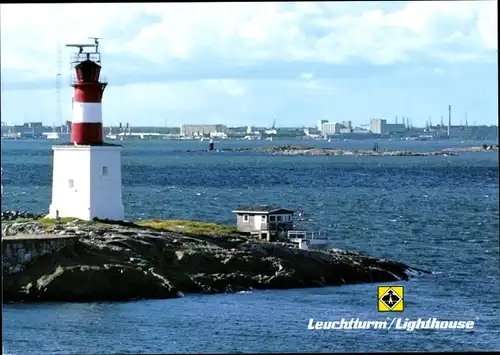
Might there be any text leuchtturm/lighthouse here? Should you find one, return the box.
[48,39,125,221]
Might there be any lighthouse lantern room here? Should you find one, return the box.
[48,39,124,221]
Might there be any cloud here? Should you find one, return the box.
[1,2,496,76]
[0,2,497,127]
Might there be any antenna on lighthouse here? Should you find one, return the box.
[56,38,62,130]
[89,37,105,82]
[66,38,106,90]
[66,43,100,66]
[88,37,103,53]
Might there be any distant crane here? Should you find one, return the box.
[448,105,452,137]
[56,33,62,129]
[54,5,64,129]
[264,117,277,135]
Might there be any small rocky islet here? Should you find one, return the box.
[221,145,454,156]
[182,144,498,156]
[2,211,430,303]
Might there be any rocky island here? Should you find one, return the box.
[186,145,463,156]
[2,211,430,303]
[441,144,499,153]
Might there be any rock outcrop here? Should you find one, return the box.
[2,215,430,303]
[182,145,460,156]
[442,144,499,152]
[1,211,45,221]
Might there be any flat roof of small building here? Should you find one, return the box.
[232,205,294,214]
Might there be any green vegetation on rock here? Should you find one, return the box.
[37,217,87,228]
[135,219,239,237]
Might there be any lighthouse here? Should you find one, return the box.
[48,39,124,221]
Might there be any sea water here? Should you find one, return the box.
[2,139,499,353]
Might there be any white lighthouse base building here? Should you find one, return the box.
[48,145,125,221]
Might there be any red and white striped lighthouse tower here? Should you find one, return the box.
[48,39,124,221]
[71,57,106,145]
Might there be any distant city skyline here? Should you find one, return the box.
[1,2,498,127]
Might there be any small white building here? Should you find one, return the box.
[232,205,295,241]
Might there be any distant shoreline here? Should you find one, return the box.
[2,136,499,143]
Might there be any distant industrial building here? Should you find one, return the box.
[386,123,407,134]
[370,119,387,134]
[352,127,370,134]
[370,119,407,134]
[1,121,72,139]
[340,121,353,131]
[318,120,353,135]
[321,122,342,135]
[180,124,227,137]
[14,122,43,135]
[317,120,328,131]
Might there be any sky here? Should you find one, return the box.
[0,1,498,128]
